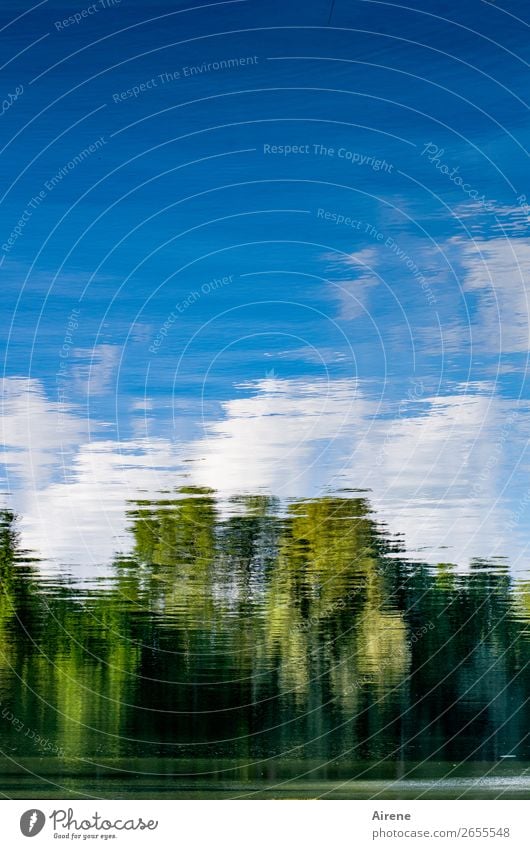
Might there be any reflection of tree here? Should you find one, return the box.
[0,511,21,679]
[263,497,410,708]
[0,511,49,687]
[0,511,141,758]
[0,495,529,769]
[0,511,20,631]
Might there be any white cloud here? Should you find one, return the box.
[1,376,529,577]
[324,248,382,320]
[182,377,368,496]
[456,201,530,236]
[455,235,530,353]
[72,343,123,396]
[181,379,530,569]
[0,377,181,575]
[0,377,88,492]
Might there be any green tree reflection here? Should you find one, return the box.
[0,497,529,780]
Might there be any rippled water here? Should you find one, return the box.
[2,0,530,801]
[1,495,529,798]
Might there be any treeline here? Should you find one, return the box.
[0,493,528,769]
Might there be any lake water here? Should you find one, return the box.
[1,495,529,799]
[2,0,530,802]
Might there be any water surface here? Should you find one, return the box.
[1,496,529,798]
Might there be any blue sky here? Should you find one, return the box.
[1,0,530,573]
